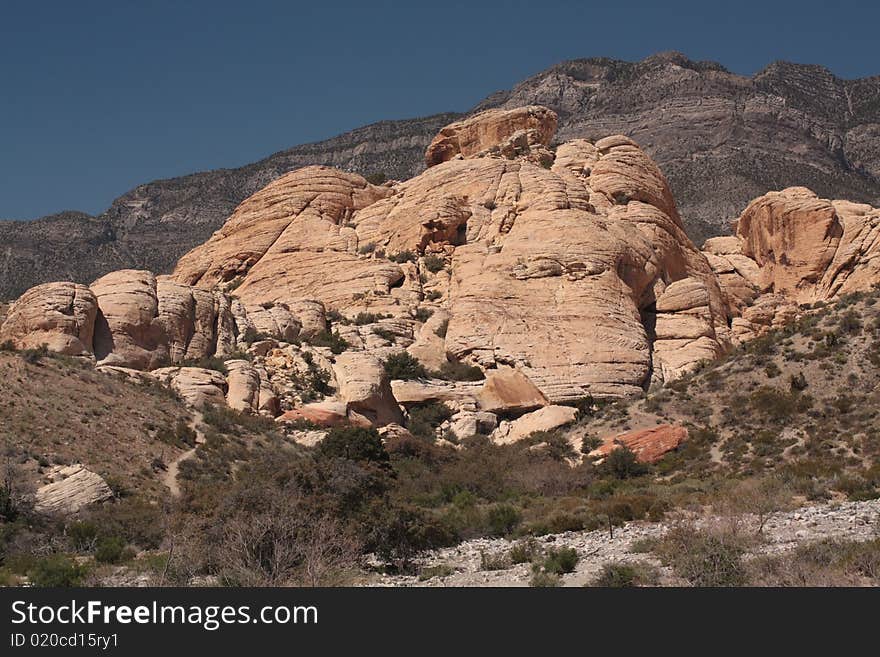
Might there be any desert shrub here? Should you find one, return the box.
[435,360,485,382]
[542,547,579,574]
[318,427,390,467]
[590,561,659,587]
[310,330,349,354]
[383,352,430,380]
[28,554,87,587]
[789,372,808,391]
[389,250,416,264]
[365,172,387,185]
[653,525,747,587]
[602,446,649,479]
[353,312,389,326]
[372,327,396,343]
[67,520,100,552]
[580,434,603,454]
[508,538,540,564]
[425,290,442,302]
[486,504,521,536]
[480,550,510,571]
[422,255,445,273]
[418,564,455,581]
[83,498,167,550]
[407,402,455,441]
[364,503,456,572]
[414,307,434,323]
[526,431,576,461]
[529,567,561,587]
[839,311,862,334]
[20,344,49,364]
[94,536,133,564]
[764,362,781,378]
[156,418,197,448]
[434,319,449,338]
[0,339,16,351]
[749,386,812,423]
[358,242,376,255]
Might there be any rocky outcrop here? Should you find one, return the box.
[701,187,880,342]
[150,366,228,408]
[0,282,97,355]
[331,351,403,426]
[276,400,354,428]
[34,465,113,514]
[589,424,688,464]
[424,105,557,167]
[491,405,579,445]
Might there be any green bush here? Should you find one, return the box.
[542,547,579,574]
[590,561,659,587]
[28,555,87,587]
[21,344,49,364]
[414,307,434,323]
[407,402,454,441]
[94,536,130,564]
[365,172,387,185]
[310,330,349,354]
[383,352,430,380]
[318,427,390,466]
[603,445,649,479]
[486,504,521,536]
[580,434,603,454]
[508,538,540,564]
[67,521,100,552]
[353,312,389,326]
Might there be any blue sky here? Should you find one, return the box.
[1,0,878,219]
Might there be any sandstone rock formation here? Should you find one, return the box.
[6,105,880,447]
[168,111,733,404]
[702,187,880,341]
[0,282,97,355]
[424,105,557,167]
[589,424,688,464]
[331,351,403,426]
[34,464,113,514]
[150,366,228,408]
[491,405,579,445]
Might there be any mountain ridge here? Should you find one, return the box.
[2,51,878,299]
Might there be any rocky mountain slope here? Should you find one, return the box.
[2,107,880,588]
[3,52,878,300]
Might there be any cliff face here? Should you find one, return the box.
[3,52,879,300]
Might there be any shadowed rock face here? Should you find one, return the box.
[3,52,878,300]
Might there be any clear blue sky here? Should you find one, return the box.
[2,0,878,220]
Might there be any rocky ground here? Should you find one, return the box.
[373,499,880,587]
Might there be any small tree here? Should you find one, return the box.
[603,444,649,479]
[318,427,390,467]
[382,352,430,380]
